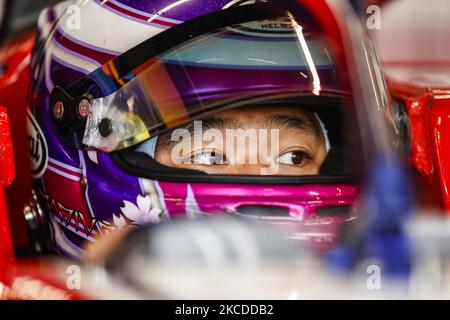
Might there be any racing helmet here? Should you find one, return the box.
[27,0,393,258]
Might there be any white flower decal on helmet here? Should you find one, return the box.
[113,195,162,228]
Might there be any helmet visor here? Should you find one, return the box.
[79,13,350,152]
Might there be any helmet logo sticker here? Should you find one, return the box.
[27,109,49,179]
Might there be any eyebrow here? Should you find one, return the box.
[186,117,235,133]
[265,114,318,136]
[156,113,319,150]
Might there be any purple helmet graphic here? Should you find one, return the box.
[27,0,393,259]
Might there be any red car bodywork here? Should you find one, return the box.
[0,32,28,276]
[0,32,34,253]
[374,0,450,210]
[387,82,450,208]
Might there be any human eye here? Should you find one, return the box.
[189,151,227,165]
[276,150,310,166]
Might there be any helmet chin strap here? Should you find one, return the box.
[136,113,331,159]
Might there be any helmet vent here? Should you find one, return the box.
[234,205,290,217]
[316,205,353,216]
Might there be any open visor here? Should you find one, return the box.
[52,3,353,153]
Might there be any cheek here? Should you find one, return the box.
[315,141,327,164]
[276,164,320,176]
[154,150,165,164]
[302,166,321,175]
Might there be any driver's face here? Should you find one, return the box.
[154,106,327,175]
